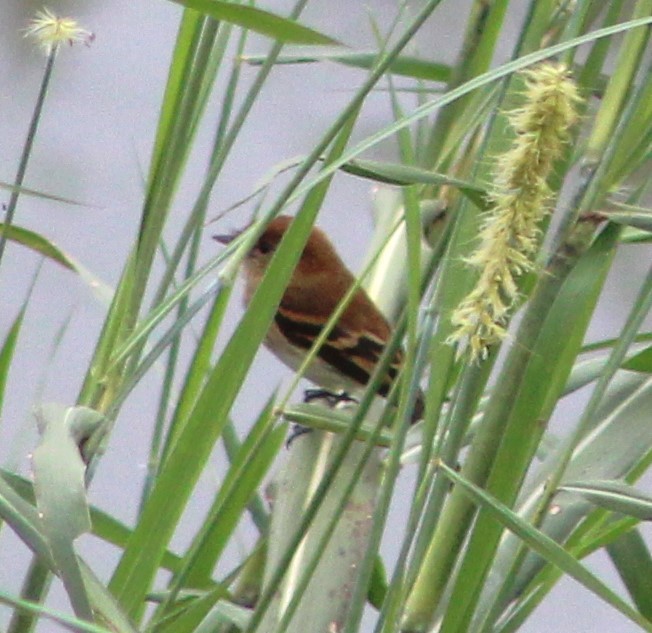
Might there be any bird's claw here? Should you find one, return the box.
[303,389,358,407]
[286,423,312,448]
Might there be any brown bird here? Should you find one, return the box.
[215,215,423,421]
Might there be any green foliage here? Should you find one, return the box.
[1,1,652,633]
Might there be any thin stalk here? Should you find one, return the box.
[6,559,52,633]
[557,0,598,67]
[141,19,239,510]
[150,0,313,308]
[424,0,511,168]
[221,422,269,532]
[536,263,652,517]
[209,22,248,158]
[372,240,456,633]
[152,23,251,468]
[76,12,203,409]
[586,0,652,163]
[577,0,625,92]
[122,16,224,393]
[0,48,57,268]
[342,203,422,633]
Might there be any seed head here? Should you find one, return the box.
[25,8,94,56]
[449,63,582,361]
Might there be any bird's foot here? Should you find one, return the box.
[303,389,358,407]
[286,423,312,448]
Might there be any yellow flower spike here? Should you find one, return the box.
[449,62,582,362]
[25,7,94,56]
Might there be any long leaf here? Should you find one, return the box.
[501,376,652,604]
[623,344,652,372]
[439,463,652,632]
[0,310,24,424]
[1,469,182,572]
[153,397,284,624]
[0,181,92,207]
[0,589,113,633]
[241,50,451,82]
[0,224,76,270]
[0,473,137,633]
[603,207,652,231]
[32,405,106,621]
[107,211,335,619]
[340,159,488,209]
[168,0,339,45]
[560,480,652,520]
[607,529,652,621]
[276,16,652,212]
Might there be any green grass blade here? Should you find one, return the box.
[32,406,106,620]
[168,0,339,45]
[153,398,284,619]
[340,159,488,208]
[6,557,52,633]
[607,529,652,621]
[107,202,343,619]
[623,345,652,372]
[153,586,231,633]
[0,310,24,425]
[0,473,53,565]
[0,224,76,270]
[559,480,652,520]
[0,589,113,633]
[0,181,92,207]
[439,463,652,632]
[241,50,451,82]
[603,206,652,232]
[275,15,652,211]
[497,376,652,609]
[107,280,222,415]
[0,472,137,633]
[1,469,182,572]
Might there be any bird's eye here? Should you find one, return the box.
[258,239,273,254]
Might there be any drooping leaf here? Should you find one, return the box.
[0,181,93,207]
[506,377,652,601]
[1,469,182,572]
[167,0,339,45]
[622,345,652,373]
[604,202,652,232]
[340,159,488,209]
[0,224,76,270]
[32,404,108,620]
[607,529,652,621]
[439,464,652,632]
[241,50,451,82]
[560,480,652,521]
[0,588,114,633]
[0,311,24,423]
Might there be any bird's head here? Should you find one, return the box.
[214,215,343,285]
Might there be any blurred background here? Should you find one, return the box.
[0,1,650,631]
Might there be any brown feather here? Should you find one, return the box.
[239,215,423,420]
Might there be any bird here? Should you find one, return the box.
[214,215,423,422]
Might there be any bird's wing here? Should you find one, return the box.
[274,307,401,396]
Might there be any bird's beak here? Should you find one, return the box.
[212,230,241,245]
